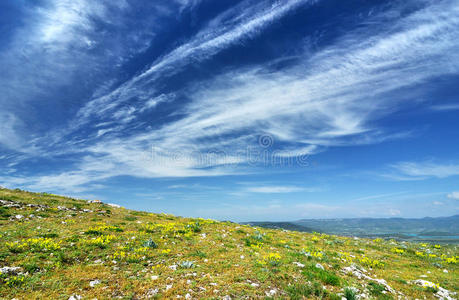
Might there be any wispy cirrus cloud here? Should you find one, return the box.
[447,191,459,200]
[387,161,459,180]
[350,191,410,203]
[430,104,459,111]
[75,0,314,124]
[3,0,459,194]
[1,0,126,103]
[0,0,181,151]
[196,201,343,221]
[198,201,419,220]
[246,185,305,193]
[0,113,24,151]
[109,0,459,171]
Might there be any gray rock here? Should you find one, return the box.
[146,288,159,297]
[89,279,101,287]
[293,261,305,268]
[342,265,395,294]
[411,280,457,300]
[0,266,22,275]
[315,263,325,270]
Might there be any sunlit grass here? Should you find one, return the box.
[0,187,457,299]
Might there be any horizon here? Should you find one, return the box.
[3,187,459,223]
[246,214,459,223]
[1,0,459,222]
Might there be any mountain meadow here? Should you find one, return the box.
[0,188,457,299]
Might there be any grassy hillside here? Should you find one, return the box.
[0,187,457,299]
[243,222,314,233]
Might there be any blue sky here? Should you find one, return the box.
[1,0,459,221]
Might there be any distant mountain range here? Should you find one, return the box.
[245,215,459,243]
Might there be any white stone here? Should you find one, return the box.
[0,266,22,275]
[68,295,82,300]
[342,266,395,294]
[89,279,101,287]
[315,263,325,270]
[411,280,457,300]
[146,288,159,297]
[293,262,305,268]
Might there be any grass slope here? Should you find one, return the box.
[0,187,457,299]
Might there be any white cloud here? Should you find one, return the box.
[122,0,459,167]
[0,0,173,153]
[246,186,305,193]
[173,0,202,12]
[4,0,459,192]
[388,161,459,180]
[350,191,410,203]
[194,201,341,221]
[388,208,401,216]
[0,113,23,150]
[447,191,459,200]
[167,185,190,189]
[75,0,314,123]
[295,203,341,213]
[0,1,114,104]
[430,104,459,111]
[139,94,174,113]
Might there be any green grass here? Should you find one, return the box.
[344,287,357,300]
[0,187,457,299]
